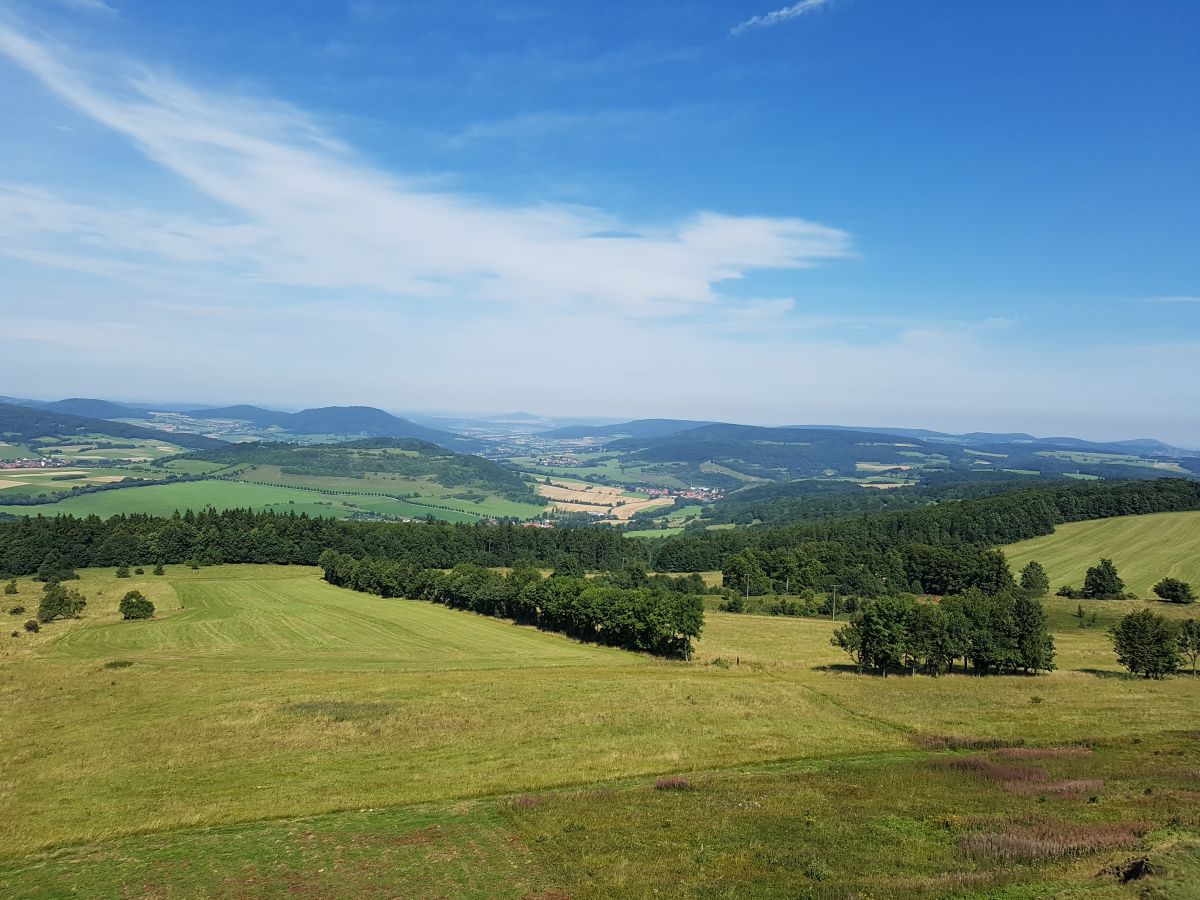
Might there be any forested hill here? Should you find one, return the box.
[174,438,541,504]
[603,423,1200,488]
[0,402,224,450]
[698,479,1020,527]
[187,405,484,451]
[652,478,1200,575]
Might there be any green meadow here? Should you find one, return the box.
[2,564,1198,896]
[1003,510,1200,598]
[0,478,516,522]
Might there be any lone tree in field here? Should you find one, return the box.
[1110,609,1180,679]
[36,583,87,624]
[1179,620,1200,677]
[1153,577,1196,604]
[118,590,154,620]
[153,562,165,576]
[1019,561,1050,598]
[1083,558,1125,600]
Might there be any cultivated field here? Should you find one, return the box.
[1003,510,1200,598]
[2,565,1198,896]
[535,477,674,522]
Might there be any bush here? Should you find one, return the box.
[153,563,164,576]
[9,605,25,616]
[115,565,130,578]
[3,579,16,595]
[134,567,145,575]
[23,619,39,633]
[1153,577,1196,604]
[118,590,155,621]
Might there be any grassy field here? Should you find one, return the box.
[2,565,1198,897]
[0,479,356,519]
[1002,510,1200,598]
[0,478,502,522]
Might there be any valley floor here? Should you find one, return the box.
[2,566,1198,897]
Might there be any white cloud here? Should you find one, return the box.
[732,0,836,36]
[1143,295,1200,304]
[50,0,117,13]
[0,23,851,318]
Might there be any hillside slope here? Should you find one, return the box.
[1001,510,1200,598]
[0,403,224,451]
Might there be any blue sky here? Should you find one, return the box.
[0,0,1197,443]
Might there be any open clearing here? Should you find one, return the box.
[2,564,1198,895]
[1002,510,1200,597]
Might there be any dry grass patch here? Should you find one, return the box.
[960,820,1151,862]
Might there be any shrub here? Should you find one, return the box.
[153,562,164,576]
[9,605,25,616]
[23,619,39,633]
[134,567,145,575]
[103,659,134,669]
[3,580,16,595]
[1153,577,1196,604]
[115,565,130,578]
[118,590,155,621]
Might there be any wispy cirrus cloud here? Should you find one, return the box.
[1142,295,1200,304]
[732,0,836,36]
[50,0,117,14]
[0,21,850,318]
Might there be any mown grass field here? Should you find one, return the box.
[2,565,1198,897]
[1003,510,1200,598]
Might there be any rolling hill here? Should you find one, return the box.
[600,423,1200,491]
[1001,510,1200,598]
[0,402,225,451]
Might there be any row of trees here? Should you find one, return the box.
[720,542,1017,599]
[831,590,1055,676]
[318,551,704,658]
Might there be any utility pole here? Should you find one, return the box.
[830,584,841,621]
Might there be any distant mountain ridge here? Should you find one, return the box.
[543,418,717,440]
[2,397,482,453]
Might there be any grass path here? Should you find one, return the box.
[1002,510,1200,597]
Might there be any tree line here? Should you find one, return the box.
[652,479,1200,596]
[831,589,1055,676]
[0,508,645,578]
[317,551,703,658]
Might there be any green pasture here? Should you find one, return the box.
[0,441,34,461]
[0,480,352,519]
[1,565,1198,896]
[1002,510,1200,598]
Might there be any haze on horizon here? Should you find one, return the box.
[0,1,1196,445]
